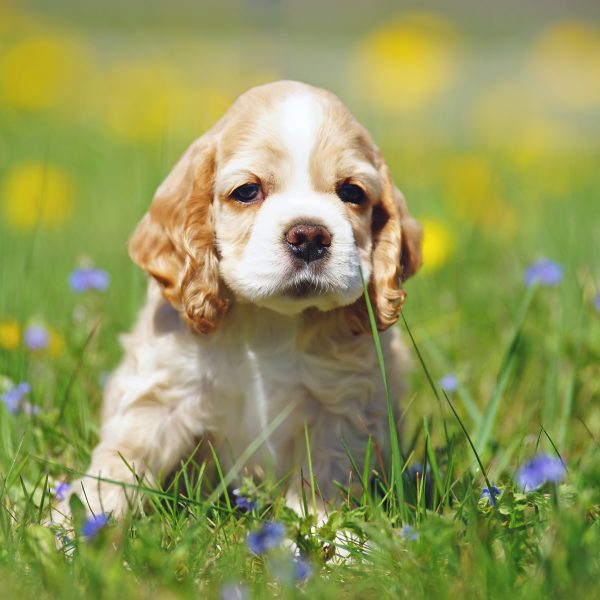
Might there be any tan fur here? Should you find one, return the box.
[51,81,422,523]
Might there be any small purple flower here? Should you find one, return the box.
[233,489,257,511]
[400,525,418,541]
[69,267,110,293]
[594,292,600,312]
[516,454,566,492]
[524,259,563,287]
[1,382,31,414]
[480,486,502,506]
[53,482,71,502]
[439,374,458,392]
[24,325,49,350]
[294,556,313,583]
[81,514,109,538]
[221,583,248,600]
[247,521,286,555]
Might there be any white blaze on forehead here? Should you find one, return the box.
[275,93,323,191]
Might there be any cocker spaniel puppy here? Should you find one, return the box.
[56,80,422,520]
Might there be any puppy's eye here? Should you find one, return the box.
[338,182,366,205]
[231,183,263,203]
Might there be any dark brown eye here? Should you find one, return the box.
[231,183,262,203]
[338,182,366,205]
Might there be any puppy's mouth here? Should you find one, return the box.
[285,280,324,298]
[281,272,330,298]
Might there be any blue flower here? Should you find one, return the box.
[516,454,566,492]
[81,514,109,538]
[480,486,502,506]
[439,374,458,392]
[232,488,257,511]
[52,482,71,502]
[1,382,31,414]
[594,292,600,312]
[24,325,49,350]
[294,556,313,583]
[221,583,248,600]
[524,259,563,287]
[69,267,110,293]
[400,525,418,541]
[247,521,286,555]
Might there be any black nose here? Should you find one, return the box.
[285,223,332,263]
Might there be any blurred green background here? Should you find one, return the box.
[1,0,599,450]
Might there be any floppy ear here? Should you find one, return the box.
[394,186,423,281]
[345,160,422,334]
[128,134,228,334]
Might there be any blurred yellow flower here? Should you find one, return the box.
[354,12,458,113]
[530,21,600,110]
[1,162,74,230]
[0,5,37,35]
[101,61,206,142]
[48,329,65,357]
[0,320,20,350]
[441,156,515,233]
[420,218,455,272]
[0,34,90,111]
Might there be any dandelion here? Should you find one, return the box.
[247,522,286,555]
[439,374,459,392]
[524,259,563,287]
[420,218,455,272]
[24,324,50,351]
[516,454,566,492]
[529,21,600,110]
[1,382,31,414]
[69,267,110,293]
[52,482,71,502]
[0,320,20,350]
[354,12,457,113]
[480,486,502,506]
[0,34,90,111]
[440,155,516,233]
[81,514,109,539]
[1,161,74,230]
[401,525,418,541]
[232,489,257,511]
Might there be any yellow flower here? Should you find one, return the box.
[354,12,458,113]
[48,329,65,357]
[0,320,20,350]
[1,161,74,230]
[101,61,203,142]
[0,34,90,111]
[441,156,516,233]
[420,218,455,272]
[530,21,600,110]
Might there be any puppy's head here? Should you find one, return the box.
[129,81,422,334]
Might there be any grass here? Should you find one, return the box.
[2,6,600,598]
[1,157,599,600]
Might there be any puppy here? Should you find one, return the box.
[55,80,422,520]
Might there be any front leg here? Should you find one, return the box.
[51,393,205,522]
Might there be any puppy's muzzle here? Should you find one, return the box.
[285,223,332,264]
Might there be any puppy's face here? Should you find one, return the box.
[129,81,422,333]
[214,89,378,314]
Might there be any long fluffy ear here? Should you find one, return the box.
[394,187,423,281]
[346,160,422,334]
[128,135,228,334]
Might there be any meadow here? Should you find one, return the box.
[1,2,600,598]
